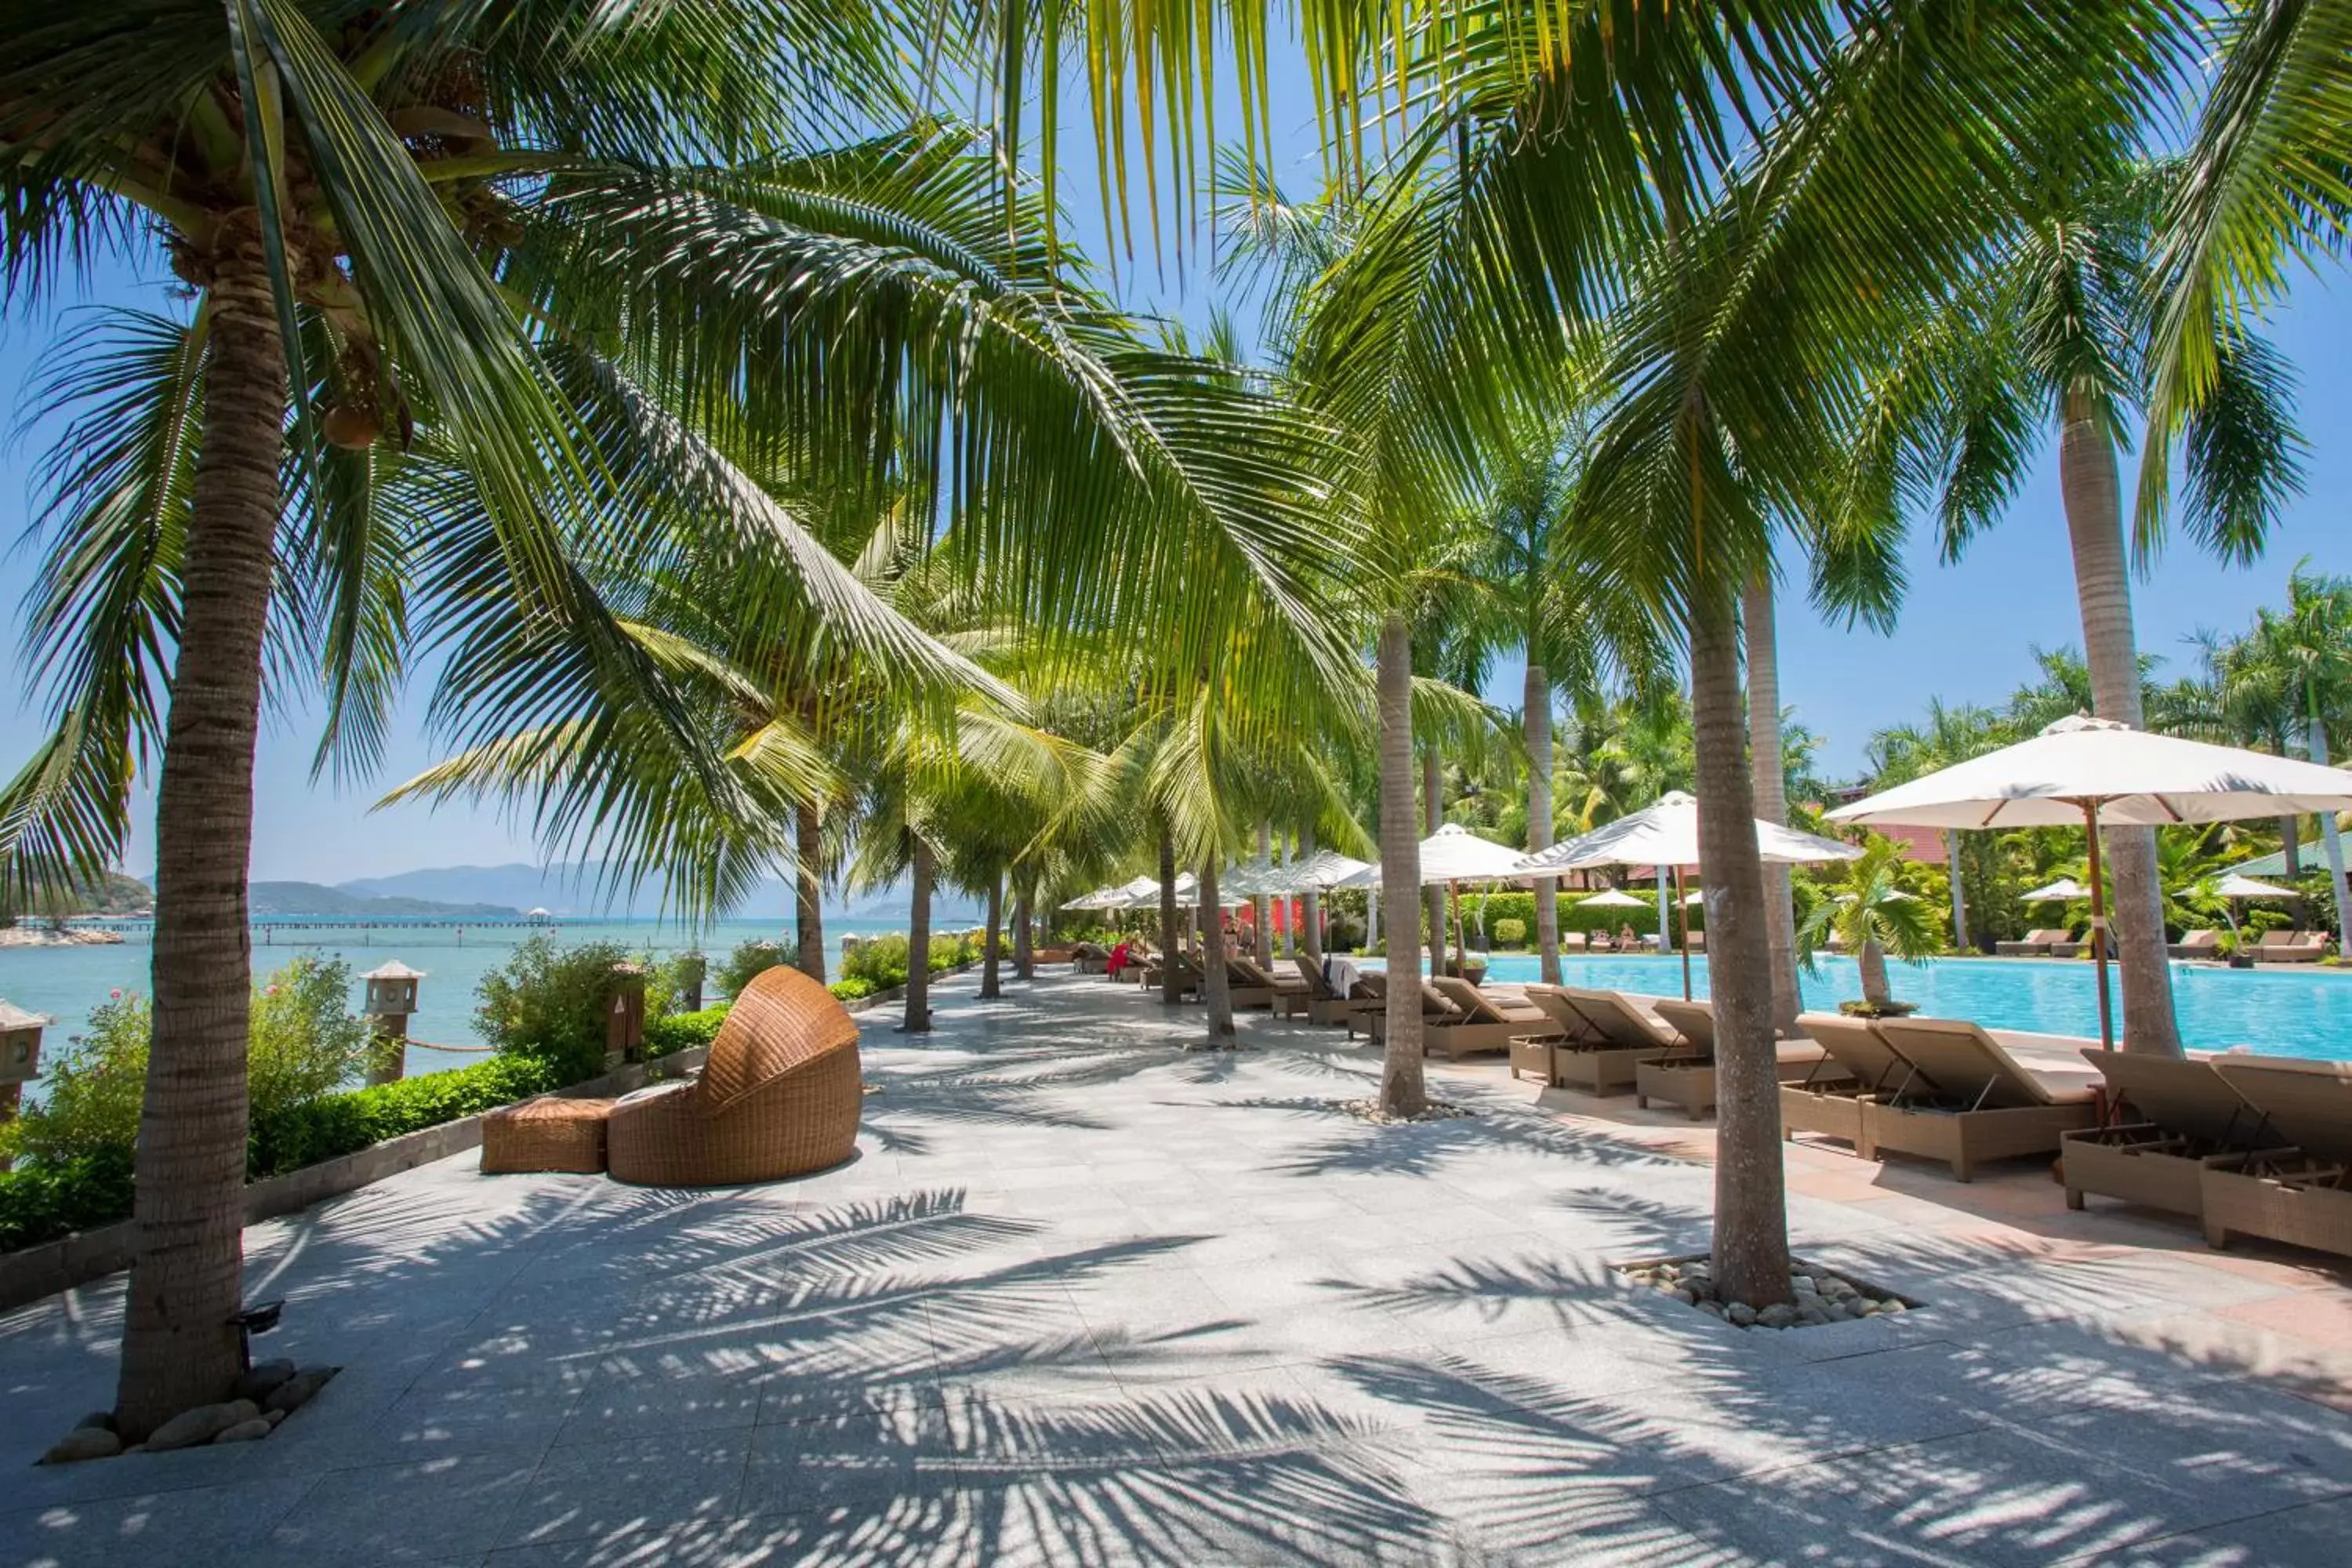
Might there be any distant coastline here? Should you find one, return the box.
[0,927,124,948]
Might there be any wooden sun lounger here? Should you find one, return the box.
[1630,999,1830,1120]
[1783,1013,1896,1154]
[1142,956,1203,1000]
[1360,974,1454,1043]
[1423,975,1563,1062]
[2064,1049,2284,1219]
[1228,956,1311,1017]
[1291,956,1359,1026]
[1867,1018,2100,1181]
[2201,1057,2352,1258]
[1524,986,1686,1094]
[1996,928,2071,958]
[2168,929,2223,960]
[2253,931,2327,964]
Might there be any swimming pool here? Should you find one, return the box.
[1452,952,2352,1061]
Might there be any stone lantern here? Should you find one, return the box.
[606,962,649,1067]
[361,961,425,1087]
[0,1000,49,1167]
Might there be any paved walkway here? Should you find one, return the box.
[5,971,2352,1566]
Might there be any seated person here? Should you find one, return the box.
[1108,940,1133,978]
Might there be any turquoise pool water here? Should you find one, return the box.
[1462,953,2352,1061]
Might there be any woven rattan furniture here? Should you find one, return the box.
[482,1097,616,1174]
[606,965,862,1186]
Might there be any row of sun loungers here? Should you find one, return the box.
[1997,927,2328,961]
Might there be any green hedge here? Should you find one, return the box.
[246,1054,562,1180]
[644,1004,729,1058]
[0,1146,135,1253]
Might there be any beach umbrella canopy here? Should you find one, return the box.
[2020,878,2089,902]
[1515,791,1863,876]
[1579,888,1649,909]
[1418,822,1528,884]
[1830,715,2352,1048]
[1290,850,1376,891]
[1061,884,1125,910]
[2212,873,2296,900]
[1218,859,1282,897]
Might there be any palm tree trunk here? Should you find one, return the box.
[1157,827,1183,1005]
[1199,859,1236,1046]
[1858,938,1891,1005]
[2307,718,2352,956]
[1011,883,1034,982]
[793,800,826,983]
[980,873,1004,999]
[1301,818,1323,960]
[1379,614,1428,1115]
[1691,581,1792,1311]
[115,223,284,1439]
[1254,818,1274,967]
[1421,750,1446,977]
[2059,387,2183,1057]
[1741,574,1801,1035]
[2282,815,2303,877]
[1525,662,1563,986]
[902,838,934,1033]
[1945,831,1972,951]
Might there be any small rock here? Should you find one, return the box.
[232,1359,297,1403]
[121,1444,145,1456]
[1725,1302,1759,1327]
[41,1427,123,1465]
[74,1410,117,1434]
[264,1409,286,1428]
[1879,1298,1907,1314]
[1824,1278,1859,1300]
[1857,1301,1882,1316]
[212,1418,273,1443]
[1758,1303,1798,1329]
[1798,1305,1831,1327]
[1669,1287,1696,1305]
[1792,1275,1820,1297]
[263,1366,339,1417]
[147,1399,260,1453]
[1695,1299,1725,1318]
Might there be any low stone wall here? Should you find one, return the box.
[0,1046,710,1313]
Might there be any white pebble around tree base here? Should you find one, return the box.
[1616,1255,1915,1330]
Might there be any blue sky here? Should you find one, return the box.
[2,56,2347,888]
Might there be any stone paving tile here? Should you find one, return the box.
[15,971,2352,1566]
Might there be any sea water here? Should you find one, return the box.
[0,916,956,1082]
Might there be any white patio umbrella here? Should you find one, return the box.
[1413,824,1530,975]
[1830,714,2352,1048]
[1061,884,1126,911]
[2020,877,2089,903]
[1579,889,1646,907]
[1520,791,1861,996]
[2212,873,2296,900]
[1290,850,1377,891]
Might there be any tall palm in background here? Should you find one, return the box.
[1867,699,2012,952]
[1842,160,2304,1055]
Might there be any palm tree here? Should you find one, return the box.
[1744,574,1802,1030]
[1844,160,2303,1055]
[2221,565,2352,953]
[0,1,943,1436]
[1800,839,1943,1009]
[1867,699,2013,953]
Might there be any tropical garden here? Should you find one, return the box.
[4,0,2348,1437]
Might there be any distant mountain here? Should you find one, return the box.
[333,862,982,924]
[249,882,517,919]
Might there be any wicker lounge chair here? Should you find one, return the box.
[2168,929,2223,960]
[2201,1057,2352,1257]
[1781,1014,1896,1154]
[1229,956,1312,1016]
[1072,942,1112,975]
[1631,1000,1831,1120]
[1363,975,1458,1044]
[1292,956,1364,1026]
[1866,1017,2099,1181]
[1142,954,1203,999]
[2064,1049,2283,1218]
[1526,986,1683,1094]
[2253,930,2326,964]
[1996,928,2071,958]
[606,964,862,1187]
[1420,975,1562,1061]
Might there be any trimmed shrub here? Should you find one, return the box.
[829,977,877,1001]
[249,1054,561,1179]
[718,938,790,997]
[644,1004,729,1058]
[0,1145,137,1253]
[844,935,911,989]
[249,956,376,1120]
[1491,918,1527,948]
[474,935,634,1083]
[0,992,148,1166]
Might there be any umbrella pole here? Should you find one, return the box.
[2082,801,2115,1050]
[1449,880,1465,978]
[1673,865,1693,1001]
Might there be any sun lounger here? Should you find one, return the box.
[2201,1057,2352,1258]
[2064,1049,2284,1219]
[1290,956,1359,1025]
[2168,929,2223,960]
[1524,986,1685,1094]
[1781,1014,1897,1154]
[1996,928,2071,958]
[1632,999,1831,1120]
[1420,975,1563,1062]
[1072,941,1112,975]
[2253,930,2327,964]
[1867,1018,2099,1181]
[1142,955,1203,1000]
[1359,974,1455,1042]
[1222,956,1309,1014]
[1559,931,1588,952]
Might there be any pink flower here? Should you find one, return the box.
[109,989,122,1000]
[264,985,278,996]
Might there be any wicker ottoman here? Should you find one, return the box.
[481,1097,616,1174]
